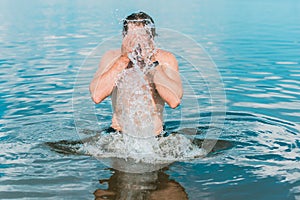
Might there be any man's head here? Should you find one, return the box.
[122,11,156,38]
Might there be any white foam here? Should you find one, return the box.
[81,132,206,164]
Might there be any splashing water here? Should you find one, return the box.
[115,67,155,138]
[115,25,158,138]
[81,132,206,164]
[88,24,206,163]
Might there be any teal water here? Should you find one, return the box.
[0,0,300,199]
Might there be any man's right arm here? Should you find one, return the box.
[89,52,129,104]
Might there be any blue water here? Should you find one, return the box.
[1,0,300,199]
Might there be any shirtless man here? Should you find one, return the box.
[89,12,183,136]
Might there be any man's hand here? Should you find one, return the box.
[121,33,136,56]
[113,55,130,70]
[121,30,155,61]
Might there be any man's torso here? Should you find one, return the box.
[103,49,166,135]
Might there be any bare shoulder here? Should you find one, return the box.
[100,49,121,65]
[156,49,178,70]
[98,49,121,74]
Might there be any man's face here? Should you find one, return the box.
[122,22,155,60]
[126,22,145,35]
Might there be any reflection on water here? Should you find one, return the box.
[94,168,188,200]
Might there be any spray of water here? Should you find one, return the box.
[115,25,158,138]
[82,132,205,164]
[84,23,206,164]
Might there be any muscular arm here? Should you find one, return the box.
[89,51,129,104]
[153,52,183,108]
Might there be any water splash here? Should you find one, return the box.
[115,67,155,138]
[85,25,207,163]
[125,23,157,72]
[81,132,206,164]
[114,25,158,138]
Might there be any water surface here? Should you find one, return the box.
[0,0,300,199]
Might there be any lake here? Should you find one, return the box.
[0,0,299,199]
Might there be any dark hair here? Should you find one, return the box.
[122,11,156,38]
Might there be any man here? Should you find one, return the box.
[89,12,183,136]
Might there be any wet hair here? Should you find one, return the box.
[122,11,156,38]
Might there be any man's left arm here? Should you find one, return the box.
[152,52,183,108]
